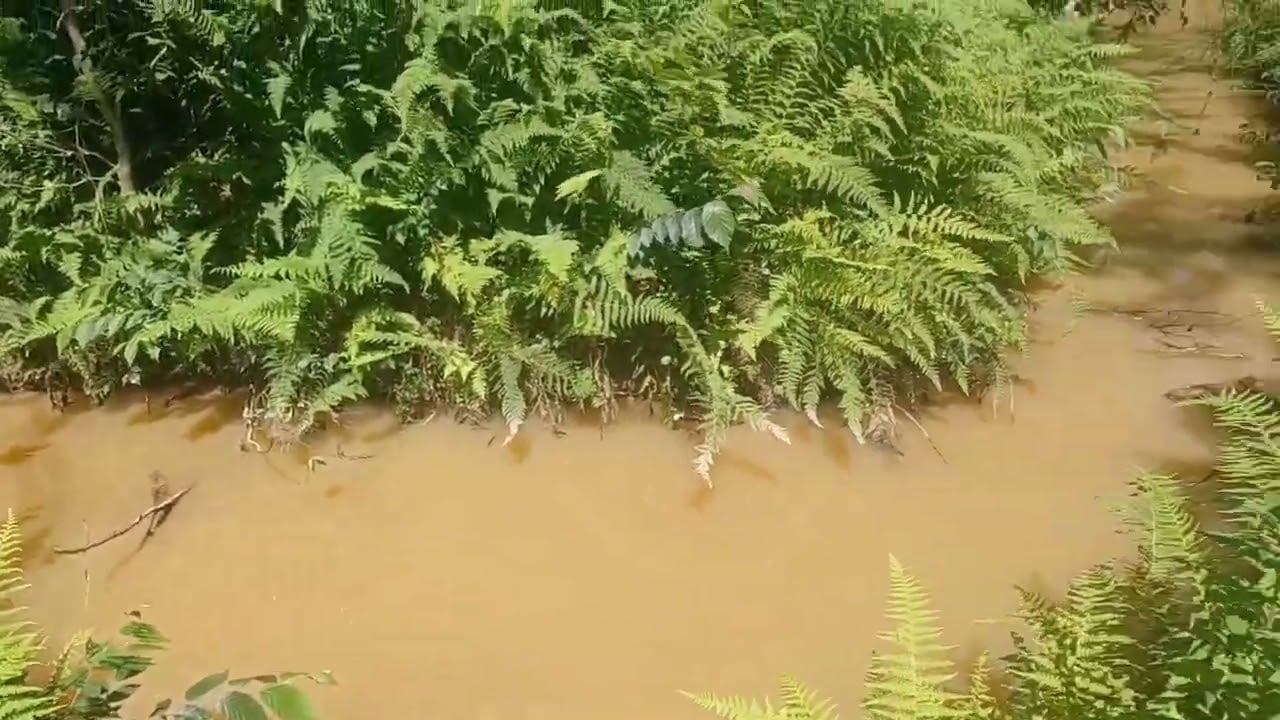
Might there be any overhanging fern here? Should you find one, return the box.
[0,0,1147,483]
[686,306,1280,720]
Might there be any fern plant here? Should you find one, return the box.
[687,310,1280,720]
[0,511,58,720]
[0,0,1149,482]
[0,509,328,720]
[1223,0,1280,101]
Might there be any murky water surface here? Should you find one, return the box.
[3,5,1279,718]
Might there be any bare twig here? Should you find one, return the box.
[145,471,172,538]
[1163,376,1263,403]
[239,390,274,453]
[335,444,374,461]
[80,519,90,608]
[894,404,948,464]
[1148,347,1248,360]
[53,482,191,555]
[1191,469,1218,487]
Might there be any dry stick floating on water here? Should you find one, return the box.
[80,519,91,608]
[1163,376,1265,403]
[335,443,374,461]
[52,478,192,555]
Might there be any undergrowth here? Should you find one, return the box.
[0,1,1148,481]
[1223,0,1280,98]
[1029,0,1184,25]
[689,305,1280,720]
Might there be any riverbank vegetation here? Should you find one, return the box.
[0,1,1147,481]
[2,313,1274,720]
[1223,0,1280,98]
[1,3,1274,719]
[689,307,1280,720]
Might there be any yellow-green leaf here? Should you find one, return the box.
[555,169,604,201]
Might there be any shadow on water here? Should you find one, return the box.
[0,4,1276,719]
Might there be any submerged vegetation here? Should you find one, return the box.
[0,0,1148,481]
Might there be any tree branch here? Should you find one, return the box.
[52,485,191,555]
[59,0,136,194]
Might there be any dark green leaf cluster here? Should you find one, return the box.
[1025,0,1181,23]
[0,1,1147,480]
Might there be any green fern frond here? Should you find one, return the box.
[683,676,837,720]
[863,556,961,720]
[0,512,57,720]
[1117,472,1204,583]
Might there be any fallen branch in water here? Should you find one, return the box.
[1147,335,1249,359]
[336,444,374,461]
[1087,306,1237,324]
[1086,305,1256,359]
[53,481,192,555]
[1148,347,1248,360]
[1191,469,1219,487]
[1163,376,1263,403]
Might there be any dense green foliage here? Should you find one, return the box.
[1221,3,1280,189]
[1223,0,1280,100]
[688,308,1280,720]
[1027,0,1182,24]
[0,0,1147,480]
[0,510,329,720]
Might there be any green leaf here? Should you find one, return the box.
[528,235,578,281]
[1225,615,1250,635]
[303,110,338,142]
[555,169,603,201]
[261,683,319,720]
[663,214,682,244]
[221,690,269,720]
[701,200,735,248]
[185,670,229,701]
[681,210,703,247]
[350,153,381,184]
[648,217,668,244]
[728,182,767,208]
[266,65,290,119]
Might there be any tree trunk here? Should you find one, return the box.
[59,0,136,194]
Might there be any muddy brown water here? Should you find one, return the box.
[4,6,1280,719]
